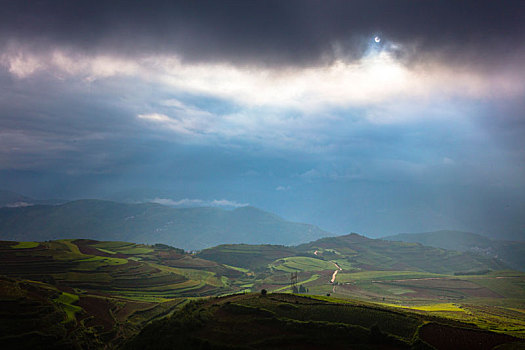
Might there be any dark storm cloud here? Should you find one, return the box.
[1,0,524,241]
[1,0,523,67]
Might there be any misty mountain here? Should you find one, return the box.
[0,199,330,250]
[0,189,66,208]
[0,190,35,207]
[383,230,525,271]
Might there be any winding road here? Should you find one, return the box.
[330,262,342,283]
[313,250,343,291]
[330,262,342,293]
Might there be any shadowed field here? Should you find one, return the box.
[1,235,524,348]
[124,293,524,350]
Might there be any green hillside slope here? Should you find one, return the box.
[1,237,524,348]
[384,231,525,271]
[0,238,252,348]
[197,244,298,271]
[294,233,509,274]
[124,293,524,350]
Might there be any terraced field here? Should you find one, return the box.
[197,234,525,339]
[1,234,524,348]
[0,239,247,300]
[0,239,251,348]
[125,293,525,350]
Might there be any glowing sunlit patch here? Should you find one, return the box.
[137,113,171,122]
[3,44,523,119]
[379,302,465,312]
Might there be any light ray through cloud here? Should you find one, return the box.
[1,0,524,240]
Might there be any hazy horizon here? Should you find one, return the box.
[1,0,524,241]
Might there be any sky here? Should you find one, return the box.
[1,0,524,240]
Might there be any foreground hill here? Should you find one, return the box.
[0,199,329,250]
[383,230,525,271]
[125,293,524,350]
[0,239,251,348]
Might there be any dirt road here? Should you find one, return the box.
[330,262,342,283]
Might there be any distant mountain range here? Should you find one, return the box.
[0,199,330,250]
[1,190,523,271]
[383,230,525,271]
[0,189,65,208]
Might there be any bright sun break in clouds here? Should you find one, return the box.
[3,37,522,155]
[1,0,524,241]
[2,39,523,116]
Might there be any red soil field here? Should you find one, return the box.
[419,323,520,350]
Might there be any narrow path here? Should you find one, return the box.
[330,262,342,283]
[330,262,342,293]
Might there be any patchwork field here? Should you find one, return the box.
[1,234,524,348]
[124,293,525,350]
[0,239,248,348]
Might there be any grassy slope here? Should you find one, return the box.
[0,275,97,349]
[196,233,525,340]
[1,235,525,348]
[0,239,248,300]
[0,275,187,349]
[124,293,524,350]
[197,244,298,271]
[384,230,525,271]
[296,233,509,274]
[199,232,510,287]
[0,239,254,348]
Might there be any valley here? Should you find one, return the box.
[3,1,524,348]
[0,233,524,349]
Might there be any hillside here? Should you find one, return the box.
[293,233,509,274]
[0,239,251,348]
[1,238,524,348]
[125,293,523,350]
[198,233,509,275]
[197,244,298,271]
[196,233,525,321]
[0,200,329,250]
[383,230,525,271]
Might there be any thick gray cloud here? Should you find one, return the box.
[0,0,524,241]
[1,0,524,67]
